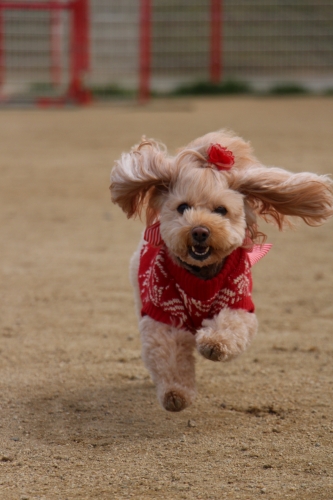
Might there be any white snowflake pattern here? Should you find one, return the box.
[139,245,253,331]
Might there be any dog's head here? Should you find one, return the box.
[110,130,333,269]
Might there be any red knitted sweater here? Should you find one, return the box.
[138,244,255,333]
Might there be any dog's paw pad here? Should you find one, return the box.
[197,342,228,361]
[163,391,187,412]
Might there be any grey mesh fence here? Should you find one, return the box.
[0,0,332,103]
[89,0,333,95]
[0,6,71,101]
[222,1,333,91]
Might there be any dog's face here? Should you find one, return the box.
[160,166,246,267]
[110,130,333,267]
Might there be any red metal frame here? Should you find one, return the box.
[210,0,222,83]
[139,0,151,103]
[0,1,223,105]
[138,1,223,102]
[0,0,91,105]
[66,0,90,104]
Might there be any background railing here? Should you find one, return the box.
[0,0,332,104]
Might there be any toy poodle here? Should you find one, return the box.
[110,130,333,412]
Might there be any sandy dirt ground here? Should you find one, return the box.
[0,97,333,500]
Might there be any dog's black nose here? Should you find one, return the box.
[191,226,210,243]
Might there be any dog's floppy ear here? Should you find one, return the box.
[230,166,333,229]
[110,138,173,223]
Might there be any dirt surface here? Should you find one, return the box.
[0,97,333,500]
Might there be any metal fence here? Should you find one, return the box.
[0,0,332,104]
[0,0,90,104]
[222,1,333,91]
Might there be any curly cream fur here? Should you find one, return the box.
[196,309,258,362]
[111,129,333,412]
[140,316,196,412]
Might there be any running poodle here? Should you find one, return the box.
[110,130,333,412]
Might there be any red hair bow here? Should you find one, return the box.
[207,144,235,170]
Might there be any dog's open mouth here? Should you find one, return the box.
[189,245,211,261]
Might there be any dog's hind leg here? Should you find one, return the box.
[139,316,196,412]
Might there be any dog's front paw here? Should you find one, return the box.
[196,327,235,362]
[196,311,258,362]
[197,342,227,361]
[197,336,231,361]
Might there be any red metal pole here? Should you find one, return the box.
[139,0,151,103]
[210,0,222,83]
[68,0,91,104]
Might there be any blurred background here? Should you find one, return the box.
[1,4,333,497]
[0,0,332,104]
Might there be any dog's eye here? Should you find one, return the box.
[177,203,191,214]
[214,206,228,216]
